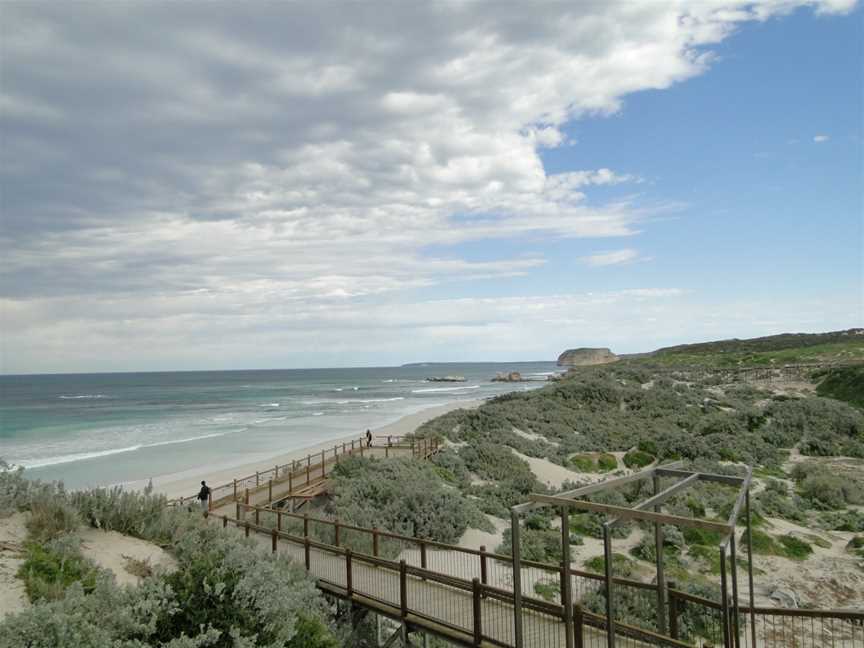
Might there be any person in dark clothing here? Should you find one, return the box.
[366,429,372,447]
[197,480,211,511]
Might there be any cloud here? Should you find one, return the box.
[813,134,830,142]
[581,249,642,267]
[0,1,856,371]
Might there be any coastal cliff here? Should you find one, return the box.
[556,347,618,367]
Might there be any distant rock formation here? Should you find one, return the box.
[492,371,523,383]
[557,347,618,367]
[425,376,467,382]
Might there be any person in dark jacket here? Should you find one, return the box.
[366,429,372,447]
[197,480,211,511]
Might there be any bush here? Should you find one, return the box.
[623,449,655,469]
[25,497,81,543]
[597,454,618,472]
[17,537,100,602]
[3,521,338,648]
[329,456,490,543]
[798,473,863,510]
[583,553,635,577]
[777,535,813,560]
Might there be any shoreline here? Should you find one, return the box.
[132,399,482,500]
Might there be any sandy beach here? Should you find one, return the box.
[134,399,482,500]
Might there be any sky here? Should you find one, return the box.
[1,1,862,374]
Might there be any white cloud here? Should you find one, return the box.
[813,134,830,142]
[0,1,856,371]
[581,249,642,267]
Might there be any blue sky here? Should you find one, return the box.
[1,2,861,372]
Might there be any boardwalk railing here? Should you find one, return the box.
[170,436,439,509]
[228,502,864,648]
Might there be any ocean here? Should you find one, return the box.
[0,363,558,489]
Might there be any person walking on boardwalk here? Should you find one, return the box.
[197,480,211,511]
[366,429,372,447]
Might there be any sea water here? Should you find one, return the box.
[0,363,558,489]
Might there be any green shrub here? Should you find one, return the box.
[816,366,864,408]
[777,535,813,560]
[17,537,100,602]
[570,455,596,472]
[583,553,635,577]
[799,473,863,510]
[329,456,490,544]
[597,454,618,472]
[533,579,560,601]
[25,497,81,543]
[623,449,654,469]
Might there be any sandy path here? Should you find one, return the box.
[135,399,483,500]
[79,528,177,586]
[0,512,29,618]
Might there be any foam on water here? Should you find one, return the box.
[411,384,481,393]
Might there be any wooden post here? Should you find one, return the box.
[306,463,310,485]
[289,471,293,493]
[373,527,379,557]
[254,507,259,526]
[346,549,353,595]
[511,509,524,648]
[303,513,309,538]
[271,529,277,553]
[668,583,679,639]
[472,578,483,646]
[277,511,282,531]
[652,474,668,635]
[399,560,408,618]
[385,445,389,458]
[603,524,615,648]
[244,521,250,538]
[233,479,237,499]
[334,519,341,547]
[561,506,574,648]
[420,541,427,570]
[235,500,241,520]
[480,545,488,586]
[222,516,227,528]
[321,450,325,477]
[730,535,741,648]
[274,465,279,480]
[255,471,259,487]
[304,537,311,570]
[720,547,731,648]
[268,479,272,502]
[574,605,584,648]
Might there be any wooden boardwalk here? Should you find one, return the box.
[186,439,864,648]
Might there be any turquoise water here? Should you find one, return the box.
[0,363,557,489]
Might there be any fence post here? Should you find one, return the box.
[277,511,282,531]
[480,545,488,586]
[305,537,311,570]
[420,541,427,570]
[288,470,293,493]
[254,507,259,526]
[222,516,227,528]
[236,500,241,520]
[268,479,272,502]
[255,471,259,487]
[244,488,249,507]
[574,605,584,648]
[399,560,408,618]
[346,549,353,596]
[321,450,326,477]
[275,464,279,480]
[304,513,309,538]
[306,463,310,484]
[244,521,250,538]
[472,578,483,646]
[385,445,389,458]
[334,519,341,547]
[668,583,679,640]
[271,529,277,553]
[233,479,237,500]
[373,527,380,556]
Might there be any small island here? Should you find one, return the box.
[425,375,467,382]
